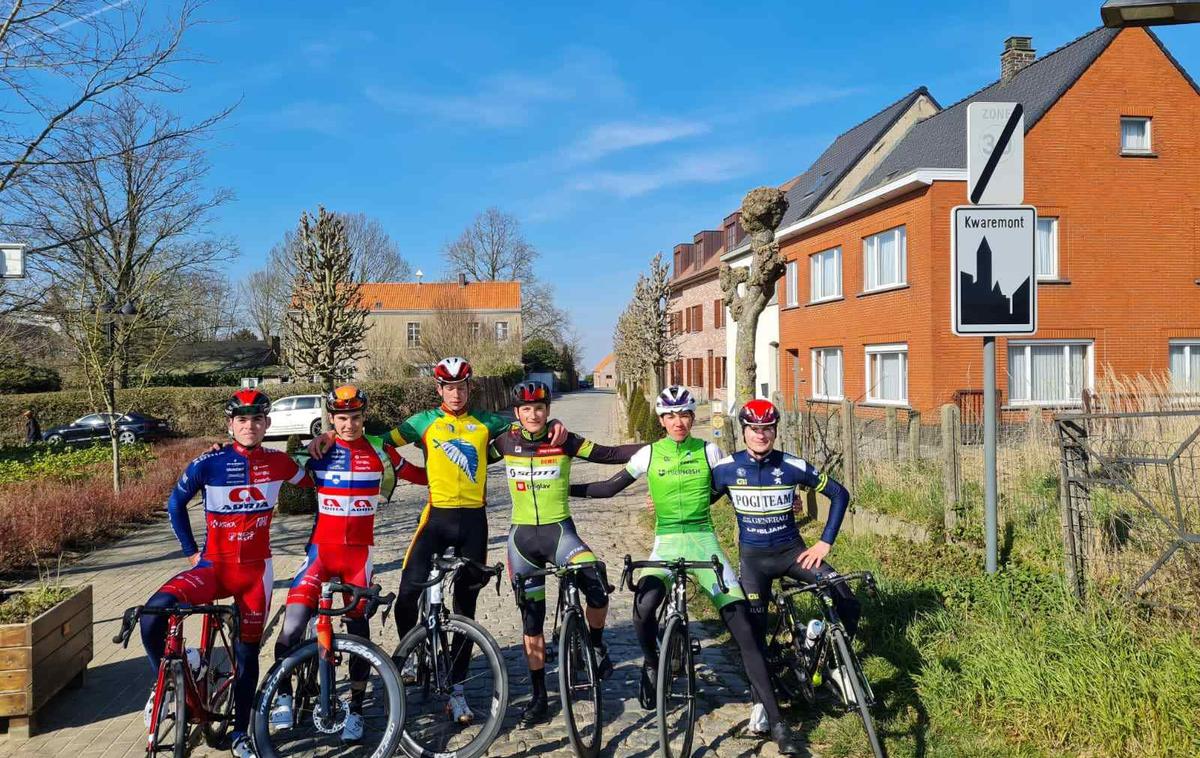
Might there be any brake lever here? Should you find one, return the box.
[493,563,504,596]
[711,556,729,594]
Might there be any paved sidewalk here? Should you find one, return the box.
[2,390,803,757]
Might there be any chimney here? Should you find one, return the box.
[458,273,467,287]
[1001,36,1035,82]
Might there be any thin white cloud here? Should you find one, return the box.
[254,101,348,136]
[571,149,759,198]
[364,48,625,128]
[567,119,710,164]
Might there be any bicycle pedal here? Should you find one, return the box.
[689,639,701,656]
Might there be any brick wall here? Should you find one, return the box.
[668,271,727,403]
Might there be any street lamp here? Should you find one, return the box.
[1101,0,1200,26]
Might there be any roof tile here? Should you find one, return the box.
[359,281,521,311]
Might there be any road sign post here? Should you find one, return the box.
[959,102,1032,574]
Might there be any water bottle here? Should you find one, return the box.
[802,619,825,650]
[185,647,205,679]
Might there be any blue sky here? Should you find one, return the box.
[173,1,1199,368]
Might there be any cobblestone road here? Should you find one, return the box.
[3,390,802,757]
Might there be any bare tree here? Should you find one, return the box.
[241,268,288,340]
[409,287,521,376]
[612,253,677,392]
[719,187,789,404]
[341,212,412,282]
[174,270,241,342]
[441,207,571,345]
[283,207,371,397]
[17,93,231,491]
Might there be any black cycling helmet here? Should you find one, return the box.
[225,389,271,418]
[512,380,551,407]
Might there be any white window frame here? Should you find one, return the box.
[1168,340,1200,393]
[1007,340,1094,407]
[785,260,799,307]
[469,321,481,339]
[1036,216,1059,280]
[811,347,844,401]
[1120,116,1152,154]
[864,343,908,405]
[495,321,509,341]
[862,225,907,292]
[810,247,842,303]
[406,321,421,348]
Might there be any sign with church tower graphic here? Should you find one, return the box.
[951,205,1037,335]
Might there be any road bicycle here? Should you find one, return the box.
[765,571,885,758]
[621,553,728,758]
[515,560,612,758]
[252,579,404,758]
[392,551,509,758]
[114,603,240,757]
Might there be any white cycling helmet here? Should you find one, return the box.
[434,356,472,385]
[655,385,696,416]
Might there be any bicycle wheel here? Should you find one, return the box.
[829,627,886,758]
[253,634,404,758]
[656,614,695,758]
[147,659,186,758]
[559,608,602,758]
[394,614,508,758]
[201,614,237,748]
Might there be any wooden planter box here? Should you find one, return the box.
[0,584,92,738]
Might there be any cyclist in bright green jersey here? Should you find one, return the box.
[493,380,640,725]
[570,386,802,755]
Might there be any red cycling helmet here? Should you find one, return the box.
[327,384,368,413]
[225,389,271,418]
[512,380,551,407]
[738,399,780,428]
[434,356,472,385]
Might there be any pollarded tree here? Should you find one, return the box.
[612,253,677,393]
[719,187,789,404]
[284,207,371,398]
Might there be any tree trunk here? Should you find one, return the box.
[733,287,770,405]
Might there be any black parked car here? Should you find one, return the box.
[43,411,171,446]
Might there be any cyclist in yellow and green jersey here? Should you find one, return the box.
[493,380,641,725]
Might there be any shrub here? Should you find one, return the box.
[278,434,316,515]
[0,443,155,485]
[0,585,76,624]
[0,364,61,394]
[0,438,212,571]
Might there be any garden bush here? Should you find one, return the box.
[0,364,61,394]
[278,434,317,515]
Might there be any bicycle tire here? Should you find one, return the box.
[147,659,186,758]
[394,614,508,758]
[252,634,404,758]
[559,608,602,758]
[201,614,237,748]
[656,614,695,758]
[830,628,886,758]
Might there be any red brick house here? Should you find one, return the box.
[774,27,1200,417]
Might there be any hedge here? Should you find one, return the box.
[0,378,442,445]
[0,364,61,394]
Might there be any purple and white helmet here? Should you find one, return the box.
[655,385,696,416]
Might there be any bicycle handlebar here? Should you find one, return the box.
[410,554,505,595]
[513,560,612,606]
[619,554,728,594]
[779,571,878,598]
[112,603,240,647]
[318,580,396,619]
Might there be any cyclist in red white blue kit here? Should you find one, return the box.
[269,384,427,742]
[140,389,311,758]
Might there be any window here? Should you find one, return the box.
[1008,341,1092,405]
[270,399,294,413]
[785,260,799,306]
[407,321,421,348]
[863,226,907,291]
[1036,217,1058,279]
[685,304,703,333]
[1120,116,1151,154]
[811,347,843,400]
[469,322,481,339]
[713,299,725,329]
[713,357,727,389]
[495,321,509,340]
[1169,341,1200,392]
[810,247,842,302]
[295,397,319,410]
[685,357,704,387]
[865,343,908,404]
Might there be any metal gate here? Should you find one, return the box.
[1056,410,1200,612]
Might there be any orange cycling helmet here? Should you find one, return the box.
[327,384,368,413]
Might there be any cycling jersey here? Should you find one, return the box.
[167,442,309,561]
[625,437,723,534]
[710,449,849,548]
[307,434,425,546]
[388,405,511,508]
[492,428,640,525]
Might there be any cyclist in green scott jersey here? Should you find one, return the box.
[492,380,641,725]
[570,386,802,755]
